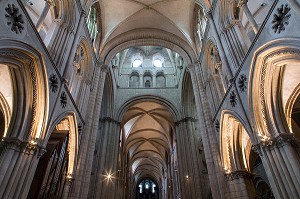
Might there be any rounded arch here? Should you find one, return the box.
[249,38,300,141]
[0,39,48,140]
[100,29,197,65]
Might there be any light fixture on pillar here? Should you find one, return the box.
[185,175,189,179]
[103,170,115,183]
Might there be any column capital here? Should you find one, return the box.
[1,137,45,156]
[237,0,248,8]
[257,133,299,149]
[225,170,253,181]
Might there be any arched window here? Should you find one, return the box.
[144,72,152,88]
[138,179,157,195]
[145,80,151,88]
[153,54,164,68]
[153,59,163,67]
[156,72,166,88]
[87,4,100,43]
[129,72,139,87]
[132,53,143,68]
[196,7,207,50]
[133,59,142,67]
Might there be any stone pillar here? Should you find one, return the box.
[139,74,143,88]
[188,63,229,199]
[89,117,120,199]
[225,171,255,198]
[206,11,233,80]
[253,134,300,198]
[35,0,55,32]
[69,64,107,199]
[0,138,46,199]
[238,0,259,34]
[174,117,206,199]
[153,75,156,88]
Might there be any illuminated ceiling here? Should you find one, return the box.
[100,0,195,48]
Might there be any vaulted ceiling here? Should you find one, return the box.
[122,102,174,184]
[99,0,196,49]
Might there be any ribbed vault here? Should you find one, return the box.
[122,101,173,185]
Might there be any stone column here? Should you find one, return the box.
[69,64,108,199]
[253,134,300,198]
[35,0,55,32]
[0,138,46,199]
[238,0,259,34]
[153,75,156,88]
[174,117,207,199]
[225,171,255,198]
[206,11,233,80]
[139,74,143,88]
[188,63,229,199]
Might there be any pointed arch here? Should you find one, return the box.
[0,40,48,140]
[249,38,300,140]
[220,111,253,173]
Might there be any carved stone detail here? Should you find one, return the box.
[229,90,237,107]
[100,117,120,125]
[256,134,299,150]
[175,117,197,126]
[49,74,59,93]
[5,4,24,34]
[237,74,247,92]
[60,92,67,108]
[272,4,291,33]
[0,137,44,156]
[225,170,253,181]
